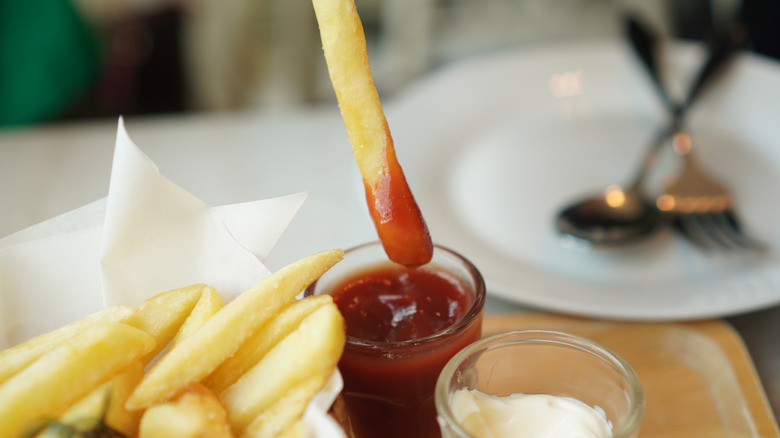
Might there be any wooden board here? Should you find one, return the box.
[484,313,780,437]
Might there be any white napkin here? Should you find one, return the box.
[100,118,302,307]
[0,117,306,345]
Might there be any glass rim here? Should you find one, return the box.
[304,241,487,349]
[435,329,646,438]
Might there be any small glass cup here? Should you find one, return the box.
[305,242,486,438]
[435,330,645,438]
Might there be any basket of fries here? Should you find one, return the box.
[0,120,348,438]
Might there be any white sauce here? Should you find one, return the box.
[450,389,613,438]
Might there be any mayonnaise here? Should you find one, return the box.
[450,389,613,438]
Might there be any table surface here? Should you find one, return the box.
[1,109,778,426]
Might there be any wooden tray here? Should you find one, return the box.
[483,313,780,438]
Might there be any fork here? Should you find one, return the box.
[628,16,766,252]
[656,132,768,251]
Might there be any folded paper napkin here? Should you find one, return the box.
[0,117,345,437]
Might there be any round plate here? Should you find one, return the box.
[389,40,780,320]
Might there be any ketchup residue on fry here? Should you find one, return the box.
[364,147,433,267]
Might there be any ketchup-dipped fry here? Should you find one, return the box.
[312,0,433,267]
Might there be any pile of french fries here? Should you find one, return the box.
[0,249,346,438]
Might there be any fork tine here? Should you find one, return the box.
[711,211,770,252]
[674,214,720,251]
[674,211,769,253]
[699,212,744,250]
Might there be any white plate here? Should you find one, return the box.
[388,40,780,320]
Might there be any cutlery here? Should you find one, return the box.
[636,22,766,252]
[555,15,743,249]
[659,129,768,252]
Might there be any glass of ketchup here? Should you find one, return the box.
[305,241,486,438]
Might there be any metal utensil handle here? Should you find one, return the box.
[626,16,675,115]
[677,24,748,120]
[624,15,744,190]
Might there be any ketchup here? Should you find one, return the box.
[332,265,470,342]
[326,263,483,438]
[363,143,433,268]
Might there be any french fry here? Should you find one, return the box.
[139,384,234,438]
[312,0,433,267]
[140,403,203,438]
[57,383,111,429]
[103,360,146,436]
[0,322,155,438]
[126,249,344,410]
[123,283,206,364]
[275,420,305,438]
[0,305,134,384]
[171,285,224,349]
[33,388,113,438]
[40,360,145,437]
[240,372,328,438]
[220,302,345,433]
[205,294,333,394]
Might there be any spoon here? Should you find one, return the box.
[555,15,742,247]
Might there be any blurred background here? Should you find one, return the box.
[1,0,777,129]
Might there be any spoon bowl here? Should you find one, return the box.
[556,185,664,247]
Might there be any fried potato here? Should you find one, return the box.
[171,285,224,348]
[103,360,146,436]
[240,372,328,438]
[123,283,206,364]
[0,305,134,384]
[42,360,145,437]
[312,0,433,266]
[139,384,233,438]
[271,419,305,438]
[0,323,155,438]
[220,302,345,433]
[205,294,333,394]
[56,383,111,430]
[126,249,344,410]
